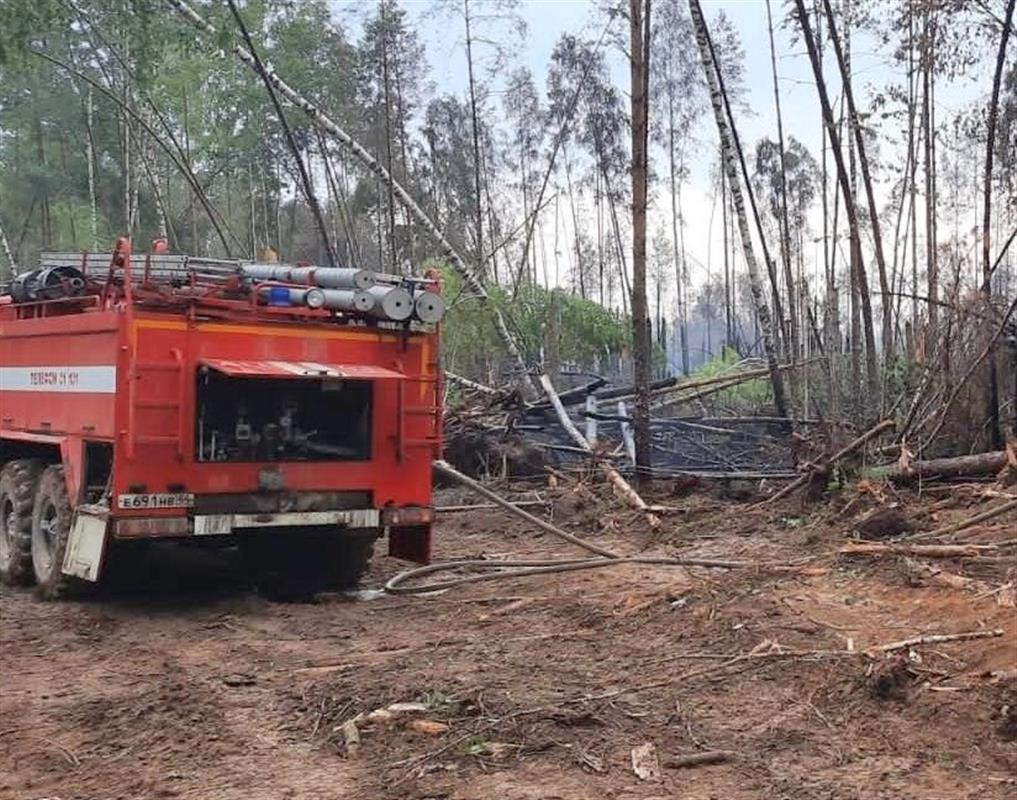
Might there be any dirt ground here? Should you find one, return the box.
[1,479,1015,800]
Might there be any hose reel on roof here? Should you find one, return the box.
[10,266,87,303]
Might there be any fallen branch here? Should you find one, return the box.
[436,500,547,513]
[760,419,895,505]
[539,374,659,527]
[839,542,995,559]
[873,629,1004,654]
[664,750,736,769]
[432,459,618,559]
[902,558,992,595]
[907,497,1017,541]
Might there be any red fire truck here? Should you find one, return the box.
[0,239,441,597]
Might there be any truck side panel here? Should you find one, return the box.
[0,311,120,440]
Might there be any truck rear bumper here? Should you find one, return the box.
[114,508,381,538]
[66,505,431,583]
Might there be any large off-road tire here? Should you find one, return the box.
[0,459,45,586]
[323,529,378,590]
[240,528,379,600]
[31,466,75,600]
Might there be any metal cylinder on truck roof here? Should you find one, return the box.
[310,267,375,290]
[315,288,375,313]
[413,291,446,324]
[242,263,295,282]
[241,263,374,291]
[365,285,413,321]
[258,286,325,308]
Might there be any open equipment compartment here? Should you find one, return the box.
[195,364,373,463]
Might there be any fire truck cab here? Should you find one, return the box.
[0,241,441,598]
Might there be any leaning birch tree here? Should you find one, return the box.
[687,0,790,420]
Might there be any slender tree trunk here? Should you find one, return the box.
[630,0,653,484]
[596,168,605,305]
[689,0,790,419]
[981,0,1014,449]
[765,0,798,362]
[563,144,585,300]
[676,166,690,373]
[823,0,892,364]
[482,155,503,286]
[34,117,52,248]
[463,0,487,277]
[392,55,416,265]
[84,86,98,251]
[667,94,689,375]
[923,7,938,356]
[698,0,789,364]
[721,157,732,350]
[605,174,631,316]
[793,0,879,399]
[0,212,16,279]
[380,0,399,273]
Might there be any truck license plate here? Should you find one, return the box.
[118,493,195,510]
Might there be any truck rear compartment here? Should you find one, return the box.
[1,243,441,597]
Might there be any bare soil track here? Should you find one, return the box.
[1,484,1015,800]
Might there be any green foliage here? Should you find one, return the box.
[434,263,630,380]
[690,347,772,407]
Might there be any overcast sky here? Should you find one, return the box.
[336,0,995,302]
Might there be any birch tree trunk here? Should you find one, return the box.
[667,95,689,375]
[981,0,1014,449]
[0,212,16,279]
[166,0,533,396]
[629,0,653,484]
[85,86,98,251]
[792,0,879,399]
[688,0,790,420]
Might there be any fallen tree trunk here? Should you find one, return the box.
[539,374,659,526]
[444,371,503,398]
[869,451,1009,483]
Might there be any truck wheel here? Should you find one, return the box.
[324,530,379,589]
[31,466,75,600]
[0,459,44,586]
[240,529,330,601]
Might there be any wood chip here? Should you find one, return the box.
[631,741,661,781]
